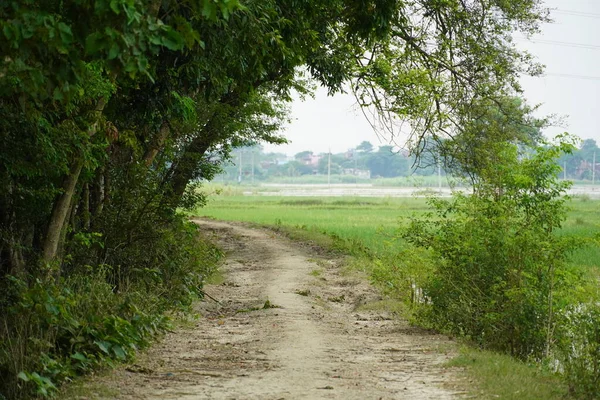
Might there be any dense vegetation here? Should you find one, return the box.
[1,0,581,398]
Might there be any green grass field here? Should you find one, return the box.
[197,195,426,256]
[195,194,600,277]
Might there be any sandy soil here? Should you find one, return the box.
[79,219,464,399]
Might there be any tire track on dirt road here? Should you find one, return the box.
[77,219,464,399]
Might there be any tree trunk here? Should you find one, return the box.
[168,131,215,201]
[41,98,106,264]
[41,157,84,263]
[57,189,80,261]
[143,122,170,167]
[92,168,105,219]
[167,91,242,203]
[83,183,91,230]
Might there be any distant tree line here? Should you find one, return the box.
[221,137,599,184]
[217,140,442,182]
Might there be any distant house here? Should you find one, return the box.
[342,168,371,179]
[575,159,600,179]
[298,153,322,166]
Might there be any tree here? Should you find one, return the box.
[0,0,549,272]
[367,146,410,177]
[317,153,343,175]
[352,2,548,156]
[356,141,374,153]
[294,151,314,162]
[438,97,545,184]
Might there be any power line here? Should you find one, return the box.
[515,37,600,51]
[554,9,600,19]
[543,73,600,81]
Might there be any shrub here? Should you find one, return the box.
[401,142,581,359]
[0,217,221,399]
[556,303,600,399]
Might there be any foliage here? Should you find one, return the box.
[0,219,221,399]
[556,303,600,399]
[401,140,580,359]
[366,145,412,178]
[439,97,545,183]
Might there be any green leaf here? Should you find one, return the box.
[85,32,105,54]
[202,1,217,20]
[71,352,88,362]
[136,56,148,72]
[52,87,64,101]
[2,24,13,40]
[160,28,184,51]
[112,345,126,360]
[57,22,73,44]
[109,0,121,14]
[17,371,30,382]
[148,34,162,46]
[95,340,111,354]
[108,43,120,60]
[45,303,59,315]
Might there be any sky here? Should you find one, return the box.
[264,0,600,156]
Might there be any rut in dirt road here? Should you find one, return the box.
[85,219,464,399]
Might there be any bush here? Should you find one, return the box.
[401,142,581,359]
[0,217,221,399]
[556,303,600,399]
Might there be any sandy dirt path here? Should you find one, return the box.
[83,219,463,399]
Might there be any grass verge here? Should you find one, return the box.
[447,347,568,400]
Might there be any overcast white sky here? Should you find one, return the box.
[264,0,600,156]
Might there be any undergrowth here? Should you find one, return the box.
[0,217,222,399]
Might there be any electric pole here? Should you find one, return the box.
[251,150,255,185]
[438,160,442,192]
[327,149,331,187]
[238,150,242,184]
[593,151,596,185]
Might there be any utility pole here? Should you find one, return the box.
[251,150,255,185]
[593,152,596,185]
[238,150,242,184]
[327,149,331,187]
[354,152,358,186]
[437,160,442,192]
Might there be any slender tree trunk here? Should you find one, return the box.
[167,91,242,203]
[57,190,80,261]
[83,183,91,230]
[92,168,105,219]
[168,133,215,201]
[41,158,84,263]
[103,164,110,205]
[143,122,170,167]
[7,224,26,277]
[41,98,106,264]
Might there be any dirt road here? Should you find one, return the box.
[86,219,463,399]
